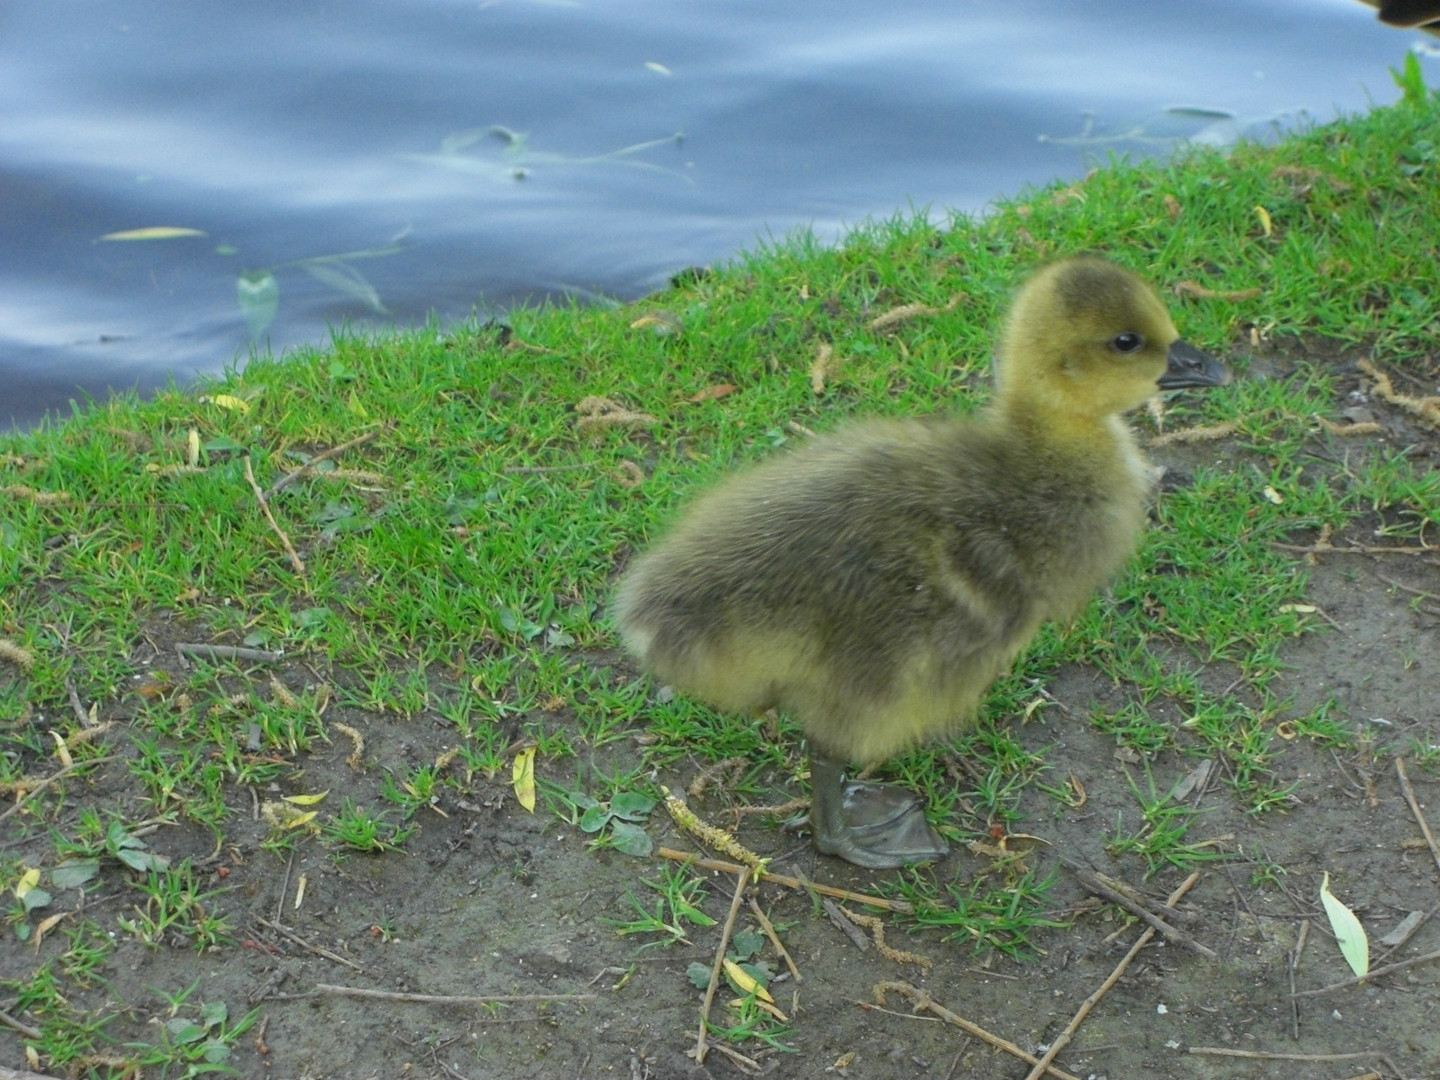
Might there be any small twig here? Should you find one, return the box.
[256,917,364,972]
[264,427,383,499]
[64,677,92,726]
[313,983,595,1005]
[1376,903,1438,966]
[0,1007,44,1040]
[695,866,750,1066]
[1024,678,1076,716]
[1292,946,1440,997]
[701,1041,763,1073]
[502,462,595,475]
[748,897,801,983]
[656,846,912,913]
[176,643,285,664]
[1188,1047,1385,1063]
[1062,860,1214,957]
[0,756,117,827]
[1395,757,1440,877]
[1289,919,1309,1040]
[820,896,870,950]
[868,983,1081,1080]
[244,453,306,576]
[274,851,296,926]
[1273,541,1435,558]
[1023,873,1200,1080]
[1373,572,1439,602]
[0,1064,66,1080]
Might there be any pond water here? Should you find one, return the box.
[1,0,1431,428]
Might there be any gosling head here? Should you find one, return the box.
[995,256,1229,422]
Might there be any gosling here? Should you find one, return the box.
[613,255,1229,870]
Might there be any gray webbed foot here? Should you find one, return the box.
[799,753,948,870]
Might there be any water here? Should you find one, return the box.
[0,0,1429,428]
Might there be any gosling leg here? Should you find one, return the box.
[805,752,948,870]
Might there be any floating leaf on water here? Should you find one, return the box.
[1164,105,1236,119]
[1319,871,1369,977]
[98,226,208,241]
[300,259,387,313]
[237,270,279,338]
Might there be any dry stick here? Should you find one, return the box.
[264,427,383,499]
[1022,872,1201,1080]
[255,916,363,972]
[1273,540,1435,558]
[1289,918,1310,1040]
[1291,945,1440,998]
[0,756,118,828]
[244,453,306,576]
[748,896,801,983]
[0,1066,65,1080]
[1061,860,1215,958]
[869,983,1081,1080]
[313,983,595,1006]
[694,866,750,1066]
[0,1007,43,1039]
[176,643,285,665]
[1189,1047,1385,1063]
[1395,757,1440,876]
[656,846,913,913]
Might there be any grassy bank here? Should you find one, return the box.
[2,61,1439,1078]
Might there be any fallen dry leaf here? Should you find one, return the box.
[1173,281,1263,302]
[686,383,737,403]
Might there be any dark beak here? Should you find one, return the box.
[1158,339,1230,389]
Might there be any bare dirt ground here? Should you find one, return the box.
[4,341,1439,1080]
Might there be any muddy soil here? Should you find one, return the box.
[3,343,1439,1080]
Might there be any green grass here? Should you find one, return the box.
[3,65,1440,1076]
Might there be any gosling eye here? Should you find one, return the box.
[1110,331,1144,354]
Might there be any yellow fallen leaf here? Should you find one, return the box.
[98,227,208,241]
[33,911,69,949]
[284,810,319,830]
[512,747,536,812]
[201,394,252,413]
[1262,486,1284,504]
[15,867,41,899]
[49,730,73,769]
[1254,205,1273,237]
[283,791,329,805]
[186,428,200,468]
[1320,871,1369,977]
[722,958,774,1003]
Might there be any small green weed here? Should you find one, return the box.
[606,865,715,949]
[324,799,416,853]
